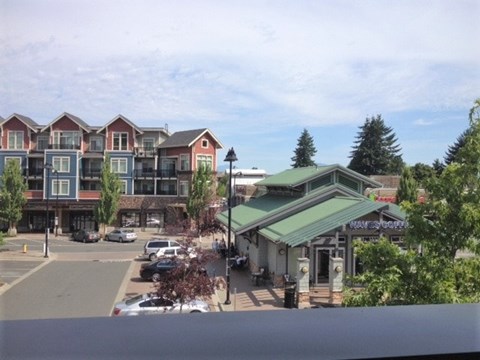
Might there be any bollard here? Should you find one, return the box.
[23,244,28,253]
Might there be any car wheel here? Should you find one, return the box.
[149,253,157,261]
[152,273,161,282]
[119,237,123,243]
[190,310,201,313]
[83,238,86,243]
[105,236,109,242]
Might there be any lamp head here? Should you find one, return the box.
[224,147,238,163]
[44,163,53,170]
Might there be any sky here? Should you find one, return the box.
[1,0,479,174]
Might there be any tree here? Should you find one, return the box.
[396,167,417,204]
[344,99,480,306]
[186,164,215,234]
[94,155,121,238]
[431,158,445,176]
[154,238,221,311]
[444,127,472,165]
[411,163,435,187]
[348,115,403,175]
[291,129,317,168]
[0,160,27,236]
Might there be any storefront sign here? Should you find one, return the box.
[348,220,407,230]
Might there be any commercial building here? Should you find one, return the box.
[0,112,223,233]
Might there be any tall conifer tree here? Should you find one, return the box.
[291,129,317,168]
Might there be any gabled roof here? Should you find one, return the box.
[96,114,144,135]
[217,183,371,234]
[41,112,91,133]
[256,164,383,188]
[159,128,224,149]
[3,113,39,132]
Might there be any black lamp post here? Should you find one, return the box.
[44,163,53,258]
[224,147,237,305]
[54,169,59,237]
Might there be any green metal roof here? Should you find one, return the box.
[260,198,390,247]
[256,164,383,188]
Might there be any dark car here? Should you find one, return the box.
[139,258,179,282]
[72,229,101,243]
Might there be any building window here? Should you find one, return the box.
[120,180,127,194]
[143,138,155,150]
[53,157,70,173]
[37,136,49,151]
[113,132,128,150]
[196,155,212,170]
[8,131,23,150]
[180,154,190,171]
[5,157,22,166]
[53,131,80,149]
[111,158,127,174]
[201,139,209,148]
[89,136,104,151]
[179,181,189,196]
[53,180,69,196]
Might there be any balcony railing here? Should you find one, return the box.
[28,167,44,177]
[133,169,155,178]
[82,169,102,178]
[134,147,156,157]
[158,189,177,196]
[157,169,176,178]
[49,143,81,150]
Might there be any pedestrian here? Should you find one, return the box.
[219,239,227,257]
[212,239,219,253]
[29,222,33,233]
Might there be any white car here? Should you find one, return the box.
[105,229,138,243]
[156,247,197,259]
[113,293,210,316]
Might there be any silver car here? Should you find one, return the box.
[113,293,210,316]
[105,229,138,243]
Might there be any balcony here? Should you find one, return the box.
[133,169,155,178]
[49,143,81,150]
[28,167,44,177]
[157,169,176,178]
[158,189,177,196]
[134,147,156,158]
[82,169,102,178]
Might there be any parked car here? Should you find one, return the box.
[142,239,182,261]
[146,218,161,226]
[156,247,197,260]
[139,258,179,281]
[105,229,137,243]
[112,293,210,316]
[72,229,101,243]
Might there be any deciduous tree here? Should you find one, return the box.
[0,160,27,236]
[186,164,215,234]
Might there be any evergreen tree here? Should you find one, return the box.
[94,155,121,238]
[348,115,403,175]
[411,163,435,187]
[444,127,472,165]
[432,158,445,176]
[291,129,317,168]
[0,160,27,236]
[396,167,417,204]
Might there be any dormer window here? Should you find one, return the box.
[113,132,128,150]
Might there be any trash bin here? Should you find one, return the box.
[284,281,296,309]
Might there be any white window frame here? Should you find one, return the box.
[5,157,22,166]
[179,181,189,197]
[180,154,190,171]
[53,131,81,148]
[53,179,69,196]
[111,158,128,174]
[112,132,128,151]
[120,180,127,194]
[37,136,49,151]
[8,131,23,150]
[143,138,155,150]
[196,154,212,170]
[52,157,70,173]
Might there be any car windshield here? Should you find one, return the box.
[125,294,146,305]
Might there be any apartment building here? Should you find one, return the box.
[0,112,223,233]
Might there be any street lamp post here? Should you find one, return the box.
[224,147,238,305]
[54,170,59,237]
[44,163,53,258]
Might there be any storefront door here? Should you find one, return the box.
[315,247,344,284]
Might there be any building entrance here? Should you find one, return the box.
[315,247,344,284]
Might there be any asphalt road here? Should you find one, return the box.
[0,260,130,320]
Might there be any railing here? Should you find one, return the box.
[134,147,156,157]
[157,169,176,178]
[133,169,155,178]
[28,168,44,176]
[82,170,102,178]
[49,144,81,150]
[79,191,101,200]
[158,189,177,196]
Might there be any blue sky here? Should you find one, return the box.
[1,0,479,174]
